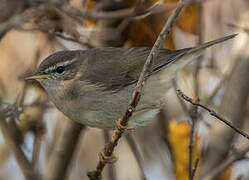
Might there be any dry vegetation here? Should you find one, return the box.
[0,0,248,180]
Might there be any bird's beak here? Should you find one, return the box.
[25,73,51,80]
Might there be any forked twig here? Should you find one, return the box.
[176,88,249,140]
[87,1,185,179]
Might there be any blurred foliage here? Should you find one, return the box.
[168,121,200,179]
[129,0,199,49]
[83,0,199,49]
[217,168,232,180]
[165,0,200,34]
[0,0,247,179]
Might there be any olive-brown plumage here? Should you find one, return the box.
[26,34,236,129]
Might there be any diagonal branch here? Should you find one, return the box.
[87,1,185,180]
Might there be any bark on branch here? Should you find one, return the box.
[88,1,185,179]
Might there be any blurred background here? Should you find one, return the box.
[0,0,248,179]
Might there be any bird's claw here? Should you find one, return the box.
[115,118,134,134]
[98,151,117,164]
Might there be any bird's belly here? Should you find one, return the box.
[54,69,176,129]
[71,85,164,129]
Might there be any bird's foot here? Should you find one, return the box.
[98,151,117,164]
[115,118,134,134]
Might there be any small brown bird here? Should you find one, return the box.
[26,34,236,129]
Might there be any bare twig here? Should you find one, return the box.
[203,76,227,106]
[188,103,199,180]
[126,134,146,180]
[191,158,200,179]
[189,3,203,177]
[54,33,93,48]
[88,1,185,180]
[62,0,207,20]
[188,4,204,174]
[172,79,192,123]
[203,60,238,106]
[61,1,167,20]
[103,130,116,180]
[0,1,164,39]
[194,1,204,97]
[31,118,44,169]
[203,144,249,180]
[0,7,43,38]
[43,120,84,180]
[199,39,249,178]
[0,108,39,180]
[157,108,170,146]
[173,80,199,180]
[18,26,93,48]
[176,89,249,140]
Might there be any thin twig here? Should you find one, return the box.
[0,6,43,38]
[172,79,193,125]
[54,33,93,48]
[16,19,93,48]
[157,109,172,154]
[126,134,146,180]
[31,118,44,169]
[176,89,249,140]
[194,1,204,97]
[62,0,207,20]
[203,144,249,180]
[103,130,116,180]
[173,80,199,180]
[62,1,167,20]
[188,103,198,180]
[88,1,185,180]
[203,59,238,106]
[189,3,203,177]
[0,109,39,180]
[191,158,199,179]
[43,120,84,180]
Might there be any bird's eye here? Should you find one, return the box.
[56,66,65,74]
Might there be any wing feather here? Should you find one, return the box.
[80,47,186,91]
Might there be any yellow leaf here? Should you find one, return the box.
[84,0,97,26]
[168,121,200,180]
[128,0,200,48]
[177,4,200,34]
[164,0,200,34]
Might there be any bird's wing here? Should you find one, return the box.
[79,34,236,91]
[80,47,186,91]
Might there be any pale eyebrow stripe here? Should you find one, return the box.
[44,58,78,73]
[57,58,78,67]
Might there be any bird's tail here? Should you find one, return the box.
[187,34,237,54]
[150,34,237,80]
[164,34,238,69]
